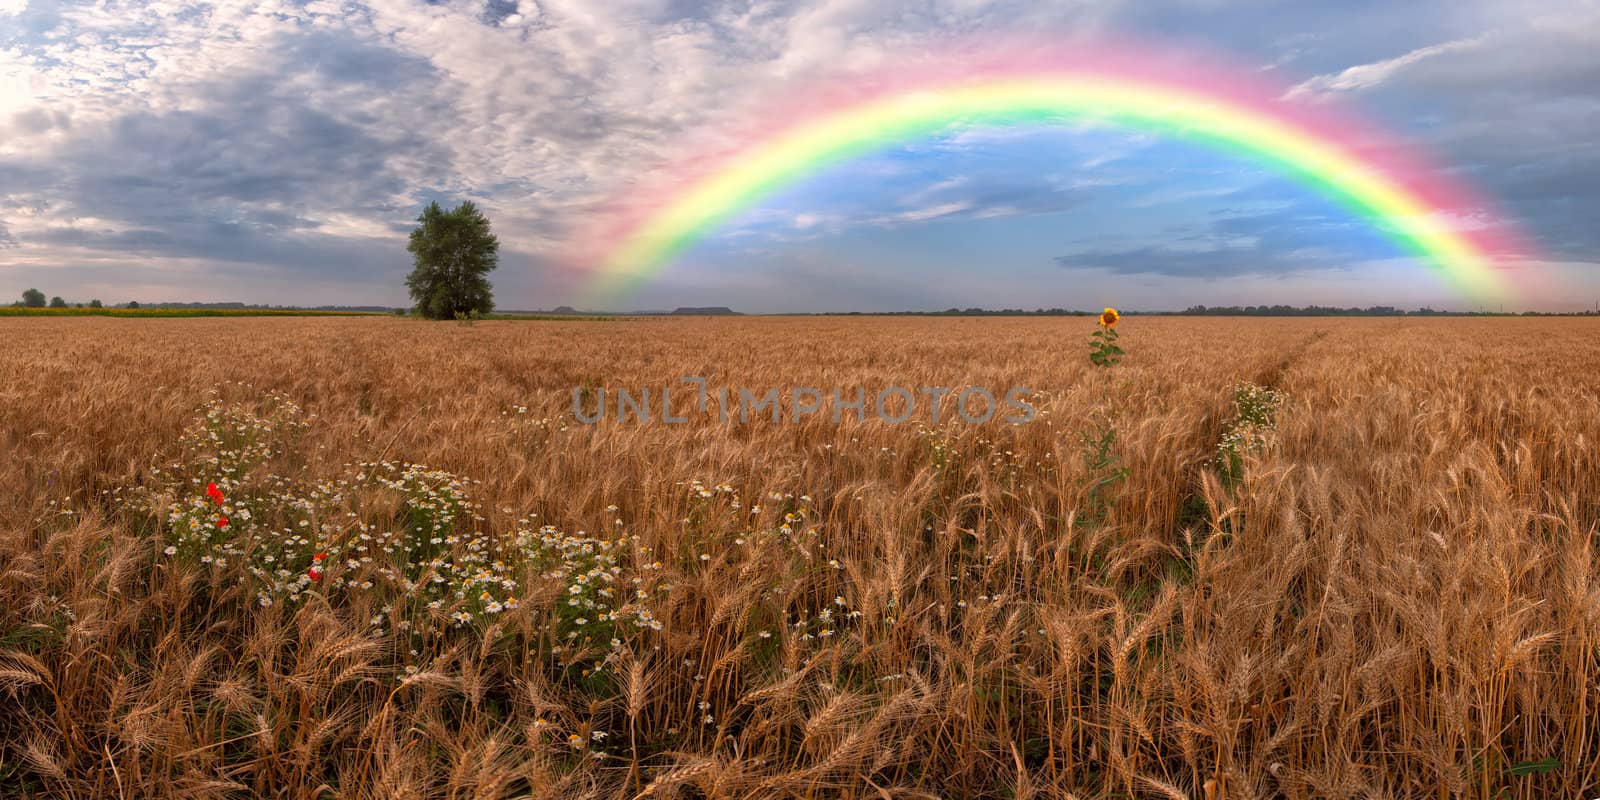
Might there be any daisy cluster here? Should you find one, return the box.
[918,424,960,471]
[185,390,309,479]
[1216,382,1286,476]
[140,397,522,636]
[787,593,863,642]
[156,390,305,557]
[514,523,665,646]
[344,462,519,631]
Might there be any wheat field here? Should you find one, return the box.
[1,315,1596,799]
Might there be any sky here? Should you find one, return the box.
[1,0,1598,312]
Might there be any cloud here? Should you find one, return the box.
[0,0,1117,297]
[1057,244,1315,278]
[1285,34,1492,99]
[1,0,1597,310]
[1054,205,1379,278]
[856,171,1094,228]
[1279,8,1600,263]
[0,24,450,282]
[879,202,975,224]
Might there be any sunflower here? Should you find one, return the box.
[1099,307,1120,328]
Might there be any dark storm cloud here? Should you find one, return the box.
[26,220,406,279]
[0,29,449,280]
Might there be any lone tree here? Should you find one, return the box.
[21,288,44,307]
[49,296,66,308]
[405,201,499,320]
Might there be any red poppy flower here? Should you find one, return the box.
[216,516,230,529]
[206,482,224,505]
[313,552,327,562]
[308,567,323,581]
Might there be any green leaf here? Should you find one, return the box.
[1506,758,1562,776]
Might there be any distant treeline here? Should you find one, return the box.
[127,302,403,312]
[838,308,1092,316]
[827,306,1600,317]
[0,307,384,318]
[1176,305,1600,317]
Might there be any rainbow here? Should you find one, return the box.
[584,45,1525,303]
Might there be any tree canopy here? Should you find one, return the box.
[21,288,44,308]
[405,201,499,320]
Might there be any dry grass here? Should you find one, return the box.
[1,315,1596,799]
